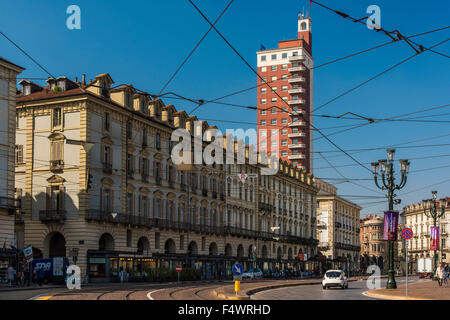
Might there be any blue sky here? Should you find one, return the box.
[1,0,449,216]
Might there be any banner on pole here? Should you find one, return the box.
[430,226,440,250]
[383,211,399,240]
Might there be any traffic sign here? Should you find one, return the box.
[401,228,413,240]
[232,263,243,276]
[176,266,182,273]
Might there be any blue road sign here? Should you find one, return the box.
[232,263,243,276]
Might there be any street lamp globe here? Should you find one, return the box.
[432,191,437,200]
[378,159,387,173]
[387,149,396,162]
[371,162,379,175]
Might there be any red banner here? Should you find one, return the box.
[383,211,399,240]
[430,226,440,250]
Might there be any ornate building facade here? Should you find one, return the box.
[359,214,386,270]
[0,58,23,283]
[402,198,449,265]
[316,179,361,272]
[15,73,318,282]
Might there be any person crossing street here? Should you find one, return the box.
[435,263,444,286]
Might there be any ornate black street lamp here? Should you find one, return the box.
[422,191,447,279]
[371,149,410,289]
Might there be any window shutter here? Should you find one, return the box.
[138,157,142,174]
[59,185,65,210]
[100,188,103,212]
[46,187,51,210]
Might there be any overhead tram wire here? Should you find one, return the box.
[317,152,383,195]
[158,0,234,95]
[315,153,450,170]
[312,38,450,113]
[191,25,449,114]
[187,0,374,174]
[313,102,450,142]
[0,30,56,79]
[311,0,449,58]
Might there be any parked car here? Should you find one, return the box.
[322,270,348,289]
[242,268,263,279]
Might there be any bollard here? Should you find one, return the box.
[235,280,240,294]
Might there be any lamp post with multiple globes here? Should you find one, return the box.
[371,149,410,289]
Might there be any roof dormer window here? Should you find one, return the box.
[101,80,109,98]
[125,92,132,108]
[140,98,146,113]
[24,85,31,96]
[57,80,66,92]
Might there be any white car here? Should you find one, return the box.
[242,268,263,279]
[322,270,348,289]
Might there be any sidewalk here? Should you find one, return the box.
[365,280,450,300]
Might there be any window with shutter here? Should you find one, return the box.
[15,145,23,164]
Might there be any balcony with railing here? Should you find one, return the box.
[288,121,306,127]
[50,160,64,171]
[39,209,67,223]
[288,66,306,72]
[0,197,20,213]
[288,88,306,94]
[287,99,306,105]
[287,77,306,84]
[288,132,306,138]
[288,143,306,149]
[288,54,306,62]
[126,169,134,179]
[317,221,327,229]
[102,162,112,174]
[318,241,329,249]
[288,154,306,160]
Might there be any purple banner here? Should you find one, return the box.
[430,226,440,250]
[383,211,399,241]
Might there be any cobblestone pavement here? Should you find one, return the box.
[366,279,450,300]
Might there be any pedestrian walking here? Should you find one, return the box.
[7,265,15,287]
[32,270,38,286]
[23,266,30,287]
[444,264,449,285]
[119,267,126,283]
[16,270,23,287]
[38,268,45,286]
[435,263,444,286]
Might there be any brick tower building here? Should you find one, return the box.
[256,13,313,172]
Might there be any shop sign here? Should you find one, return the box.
[23,245,33,263]
[89,258,106,264]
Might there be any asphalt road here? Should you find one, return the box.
[0,286,67,300]
[251,276,425,300]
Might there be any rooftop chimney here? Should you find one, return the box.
[82,74,86,85]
